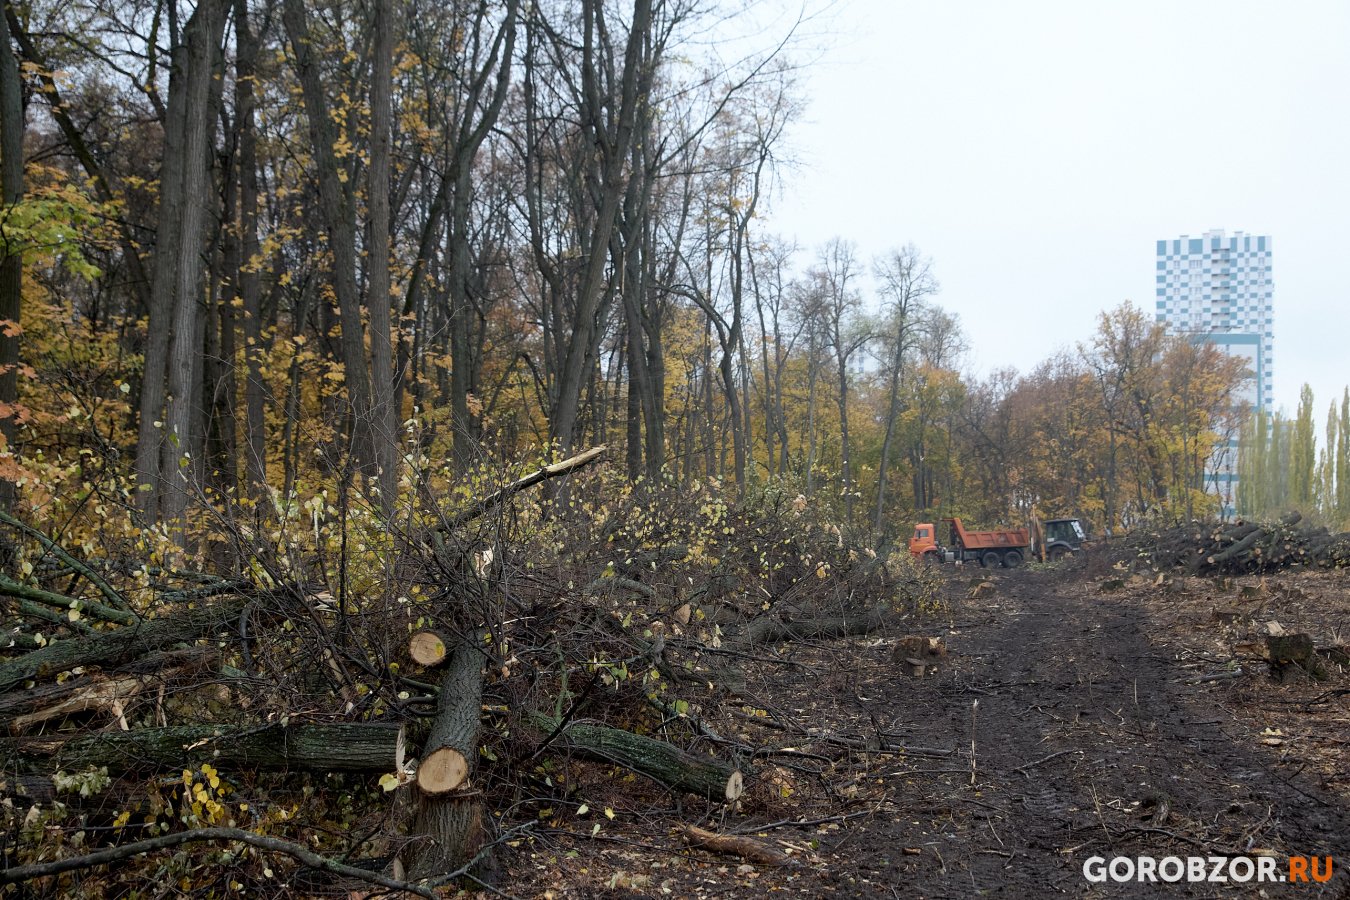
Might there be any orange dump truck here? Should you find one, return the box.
[908,517,1031,568]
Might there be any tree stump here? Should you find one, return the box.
[408,631,448,668]
[1265,633,1328,682]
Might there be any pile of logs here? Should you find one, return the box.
[1127,512,1350,575]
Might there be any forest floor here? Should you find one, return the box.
[502,562,1350,899]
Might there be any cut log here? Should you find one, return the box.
[1,774,58,806]
[416,747,469,795]
[1208,529,1262,565]
[724,769,744,802]
[0,595,250,693]
[0,647,219,723]
[3,722,401,774]
[682,825,790,866]
[584,576,654,598]
[406,637,490,881]
[903,657,927,678]
[0,573,137,626]
[408,630,449,668]
[527,711,742,801]
[732,601,888,647]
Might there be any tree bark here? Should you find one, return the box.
[233,0,267,500]
[153,0,228,535]
[683,825,789,866]
[0,594,249,693]
[547,0,652,455]
[4,723,402,774]
[526,711,741,800]
[0,3,23,513]
[367,0,398,509]
[407,638,489,880]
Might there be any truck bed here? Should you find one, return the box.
[950,518,1030,551]
[959,528,1030,550]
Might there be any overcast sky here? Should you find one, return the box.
[761,0,1350,419]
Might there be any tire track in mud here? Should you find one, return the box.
[863,571,1350,898]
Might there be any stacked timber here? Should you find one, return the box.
[1127,512,1350,575]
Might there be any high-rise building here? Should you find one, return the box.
[1155,229,1273,517]
[1155,229,1273,412]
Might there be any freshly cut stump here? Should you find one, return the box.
[724,770,744,802]
[408,631,449,667]
[416,747,469,796]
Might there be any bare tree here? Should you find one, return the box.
[871,245,938,538]
[749,236,799,477]
[816,238,869,522]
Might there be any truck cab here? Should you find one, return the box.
[1041,518,1090,561]
[909,523,940,561]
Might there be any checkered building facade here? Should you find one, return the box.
[1155,229,1273,412]
[1155,229,1273,517]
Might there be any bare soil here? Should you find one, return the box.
[503,564,1350,899]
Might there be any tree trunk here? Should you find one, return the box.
[873,336,906,538]
[5,723,402,774]
[547,0,652,455]
[0,4,22,513]
[233,0,267,500]
[133,15,189,519]
[836,360,853,521]
[526,712,741,800]
[283,0,375,475]
[157,0,228,538]
[407,638,489,880]
[367,0,398,510]
[0,595,249,693]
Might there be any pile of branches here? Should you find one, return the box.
[1,450,916,895]
[1122,512,1350,576]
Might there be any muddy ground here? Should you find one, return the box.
[503,563,1350,899]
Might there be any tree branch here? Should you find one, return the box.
[0,826,437,898]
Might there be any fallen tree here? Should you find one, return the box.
[3,723,403,774]
[526,711,744,802]
[0,594,251,693]
[1,449,916,892]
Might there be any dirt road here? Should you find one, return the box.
[849,570,1350,898]
[514,568,1349,898]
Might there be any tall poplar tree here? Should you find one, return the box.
[1291,384,1316,511]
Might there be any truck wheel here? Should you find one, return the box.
[1049,546,1069,562]
[1003,549,1023,568]
[923,551,942,566]
[980,551,1000,569]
